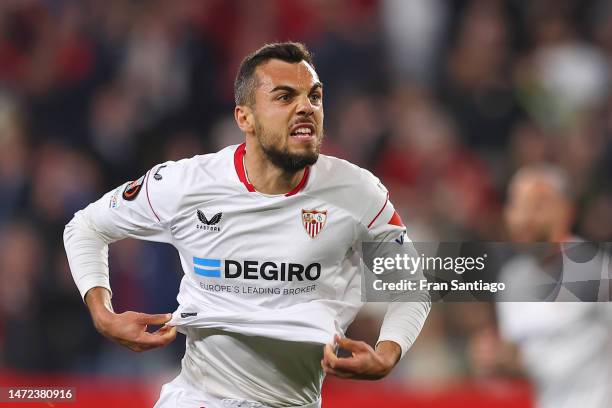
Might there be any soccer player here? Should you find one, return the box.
[64,42,430,408]
[470,165,612,408]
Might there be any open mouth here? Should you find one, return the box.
[290,123,315,139]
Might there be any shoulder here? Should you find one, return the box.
[149,145,238,188]
[310,154,390,226]
[314,154,386,194]
[145,145,239,220]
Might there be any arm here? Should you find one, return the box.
[321,294,430,380]
[321,335,400,380]
[322,172,431,379]
[84,287,175,352]
[64,165,177,352]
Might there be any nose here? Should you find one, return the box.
[296,94,314,117]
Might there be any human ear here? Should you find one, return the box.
[234,105,255,133]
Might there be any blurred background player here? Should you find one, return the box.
[470,165,612,408]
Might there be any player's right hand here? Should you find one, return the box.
[95,311,177,352]
[85,287,177,352]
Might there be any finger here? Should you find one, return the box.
[136,330,175,348]
[330,355,361,372]
[119,326,176,352]
[321,344,332,367]
[139,313,172,325]
[336,336,367,353]
[153,325,173,335]
[323,365,353,379]
[156,326,177,344]
[322,343,338,368]
[323,344,361,372]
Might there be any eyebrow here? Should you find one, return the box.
[269,82,323,94]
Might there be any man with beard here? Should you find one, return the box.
[64,43,430,408]
[470,165,612,408]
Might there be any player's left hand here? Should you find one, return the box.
[321,335,401,380]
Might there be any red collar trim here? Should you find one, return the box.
[233,143,310,197]
[234,143,256,192]
[285,166,310,197]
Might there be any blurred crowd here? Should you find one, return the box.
[1,0,611,387]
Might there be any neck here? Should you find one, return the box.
[244,139,306,195]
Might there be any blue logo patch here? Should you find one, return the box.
[193,257,221,277]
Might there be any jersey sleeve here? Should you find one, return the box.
[357,168,406,244]
[63,161,181,300]
[356,168,431,359]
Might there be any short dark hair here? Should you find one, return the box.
[234,42,314,106]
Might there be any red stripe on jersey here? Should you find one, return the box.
[367,193,389,229]
[388,210,404,227]
[144,170,161,222]
[234,143,255,192]
[285,166,310,197]
[234,143,310,196]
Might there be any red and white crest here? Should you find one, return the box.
[302,209,327,238]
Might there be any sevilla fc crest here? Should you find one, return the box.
[302,209,327,238]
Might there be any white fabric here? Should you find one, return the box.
[64,144,430,405]
[154,371,321,408]
[497,253,612,408]
[177,328,324,406]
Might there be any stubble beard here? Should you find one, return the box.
[255,121,323,173]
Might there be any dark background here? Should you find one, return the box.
[1,0,611,405]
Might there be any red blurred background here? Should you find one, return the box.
[1,0,611,406]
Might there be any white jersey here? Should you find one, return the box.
[64,143,430,407]
[497,253,612,408]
